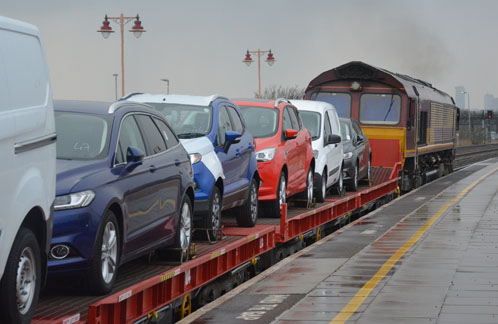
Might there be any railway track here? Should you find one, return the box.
[455,143,498,168]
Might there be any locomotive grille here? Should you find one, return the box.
[429,102,455,144]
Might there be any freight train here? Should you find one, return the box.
[305,61,459,192]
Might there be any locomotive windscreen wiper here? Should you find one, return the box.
[383,93,395,121]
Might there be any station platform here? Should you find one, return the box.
[182,158,498,324]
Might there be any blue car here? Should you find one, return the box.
[50,100,194,294]
[125,94,260,238]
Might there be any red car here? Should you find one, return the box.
[236,99,315,216]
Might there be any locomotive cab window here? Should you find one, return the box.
[310,92,351,118]
[359,93,401,125]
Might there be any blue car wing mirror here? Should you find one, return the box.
[125,146,144,171]
[223,131,242,153]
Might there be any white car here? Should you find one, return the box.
[291,100,343,202]
[0,17,56,323]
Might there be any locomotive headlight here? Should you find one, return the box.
[256,148,276,162]
[343,152,353,159]
[351,81,361,91]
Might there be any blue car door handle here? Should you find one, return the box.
[149,165,157,173]
[248,143,253,149]
[235,149,241,156]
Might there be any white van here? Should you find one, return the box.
[291,100,343,202]
[0,17,56,323]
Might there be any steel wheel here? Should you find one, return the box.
[367,159,371,181]
[306,168,314,205]
[101,221,118,284]
[16,247,36,315]
[236,178,259,227]
[339,169,343,192]
[355,165,358,187]
[279,175,287,211]
[321,172,327,201]
[249,181,258,224]
[211,190,221,237]
[179,200,192,250]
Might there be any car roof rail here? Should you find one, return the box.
[119,92,144,101]
[274,98,291,108]
[108,100,153,114]
[208,94,230,105]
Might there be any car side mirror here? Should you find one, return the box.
[326,134,342,145]
[356,135,363,143]
[125,147,144,171]
[223,131,242,153]
[284,129,298,140]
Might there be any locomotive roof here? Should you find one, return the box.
[307,61,455,106]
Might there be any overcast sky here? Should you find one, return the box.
[3,0,496,109]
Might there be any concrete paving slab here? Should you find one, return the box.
[437,314,498,324]
[272,321,332,324]
[297,296,375,305]
[276,310,361,322]
[441,305,498,314]
[356,316,437,324]
[244,258,347,295]
[444,296,498,306]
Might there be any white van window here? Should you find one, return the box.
[0,28,48,111]
[299,111,321,140]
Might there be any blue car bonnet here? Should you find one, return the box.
[56,159,107,196]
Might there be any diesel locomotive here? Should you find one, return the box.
[305,61,459,192]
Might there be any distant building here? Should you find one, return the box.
[455,86,465,109]
[484,93,498,110]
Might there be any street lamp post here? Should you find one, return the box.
[161,79,170,95]
[242,49,276,98]
[112,74,118,100]
[98,14,146,97]
[461,91,471,130]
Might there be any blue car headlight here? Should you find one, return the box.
[190,153,202,164]
[54,190,96,211]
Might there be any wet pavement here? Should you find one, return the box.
[186,158,498,324]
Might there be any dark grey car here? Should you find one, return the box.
[339,118,371,191]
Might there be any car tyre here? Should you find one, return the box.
[301,166,314,206]
[175,195,193,260]
[267,172,286,218]
[0,228,41,324]
[203,186,222,240]
[347,164,359,192]
[88,211,120,295]
[236,177,259,227]
[364,157,372,182]
[316,170,327,203]
[333,167,344,196]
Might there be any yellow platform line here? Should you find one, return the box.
[330,165,498,324]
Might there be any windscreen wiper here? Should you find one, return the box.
[383,93,395,121]
[178,132,205,139]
